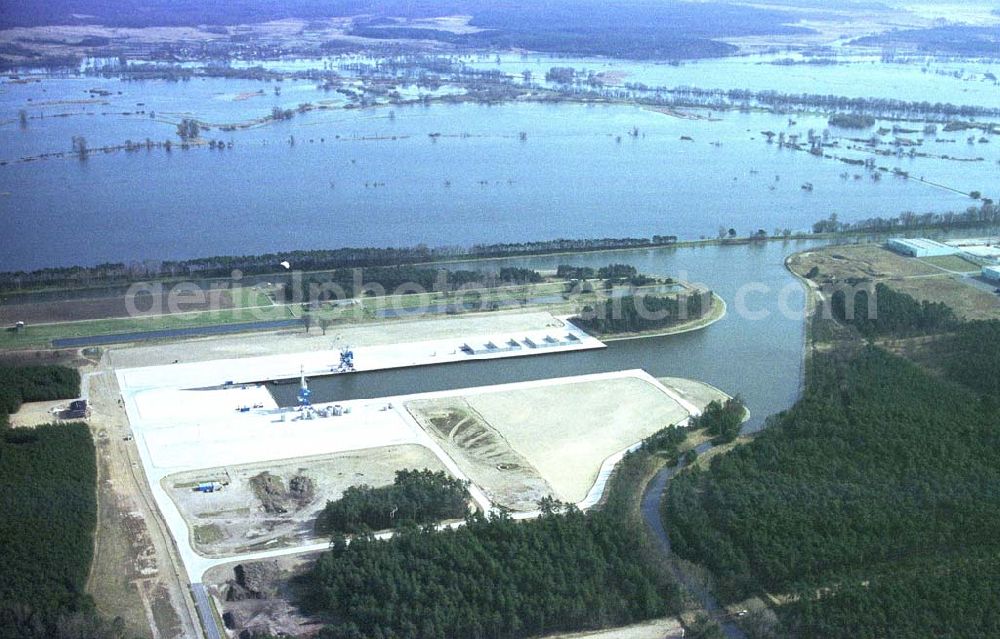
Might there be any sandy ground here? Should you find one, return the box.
[407,396,557,511]
[108,309,572,369]
[467,376,691,502]
[164,445,447,557]
[659,376,731,409]
[410,375,692,504]
[543,618,684,639]
[85,366,201,639]
[6,398,72,427]
[788,244,942,282]
[202,552,324,639]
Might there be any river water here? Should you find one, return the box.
[2,53,997,271]
[2,52,994,424]
[270,239,824,431]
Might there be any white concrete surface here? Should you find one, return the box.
[117,336,692,584]
[117,321,603,391]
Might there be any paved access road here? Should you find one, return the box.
[191,583,222,639]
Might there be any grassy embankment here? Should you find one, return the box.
[1,277,701,348]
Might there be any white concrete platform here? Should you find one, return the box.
[116,326,702,585]
[117,320,603,392]
[120,370,696,583]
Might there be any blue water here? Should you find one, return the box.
[0,54,996,271]
[1,97,985,270]
[272,239,823,431]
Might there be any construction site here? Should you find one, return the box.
[92,308,730,637]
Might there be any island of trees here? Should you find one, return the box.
[574,290,714,334]
[315,469,470,535]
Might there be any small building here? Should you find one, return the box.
[195,481,222,493]
[62,399,90,419]
[983,265,1000,283]
[887,238,958,258]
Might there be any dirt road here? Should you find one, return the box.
[86,362,203,639]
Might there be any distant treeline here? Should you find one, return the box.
[0,423,126,639]
[640,85,1000,120]
[289,265,543,301]
[2,0,808,60]
[315,469,470,535]
[851,26,1000,58]
[812,201,999,234]
[0,236,678,292]
[0,365,80,427]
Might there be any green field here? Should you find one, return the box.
[0,279,631,348]
[0,303,297,348]
[919,254,981,272]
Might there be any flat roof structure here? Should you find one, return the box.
[962,245,1000,263]
[983,265,1000,282]
[887,238,959,258]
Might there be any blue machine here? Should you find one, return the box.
[338,346,355,372]
[298,366,312,407]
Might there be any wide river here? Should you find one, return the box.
[1,52,997,271]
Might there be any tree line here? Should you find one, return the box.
[303,500,680,639]
[831,282,957,338]
[0,235,680,292]
[813,201,998,234]
[0,365,80,428]
[664,306,1000,638]
[575,291,712,334]
[0,422,127,639]
[315,469,470,536]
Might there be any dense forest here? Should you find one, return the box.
[575,291,712,334]
[943,319,1000,398]
[664,346,1000,637]
[830,282,957,338]
[304,500,679,639]
[315,469,470,535]
[0,365,80,427]
[0,423,126,639]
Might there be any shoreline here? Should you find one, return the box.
[597,293,727,342]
